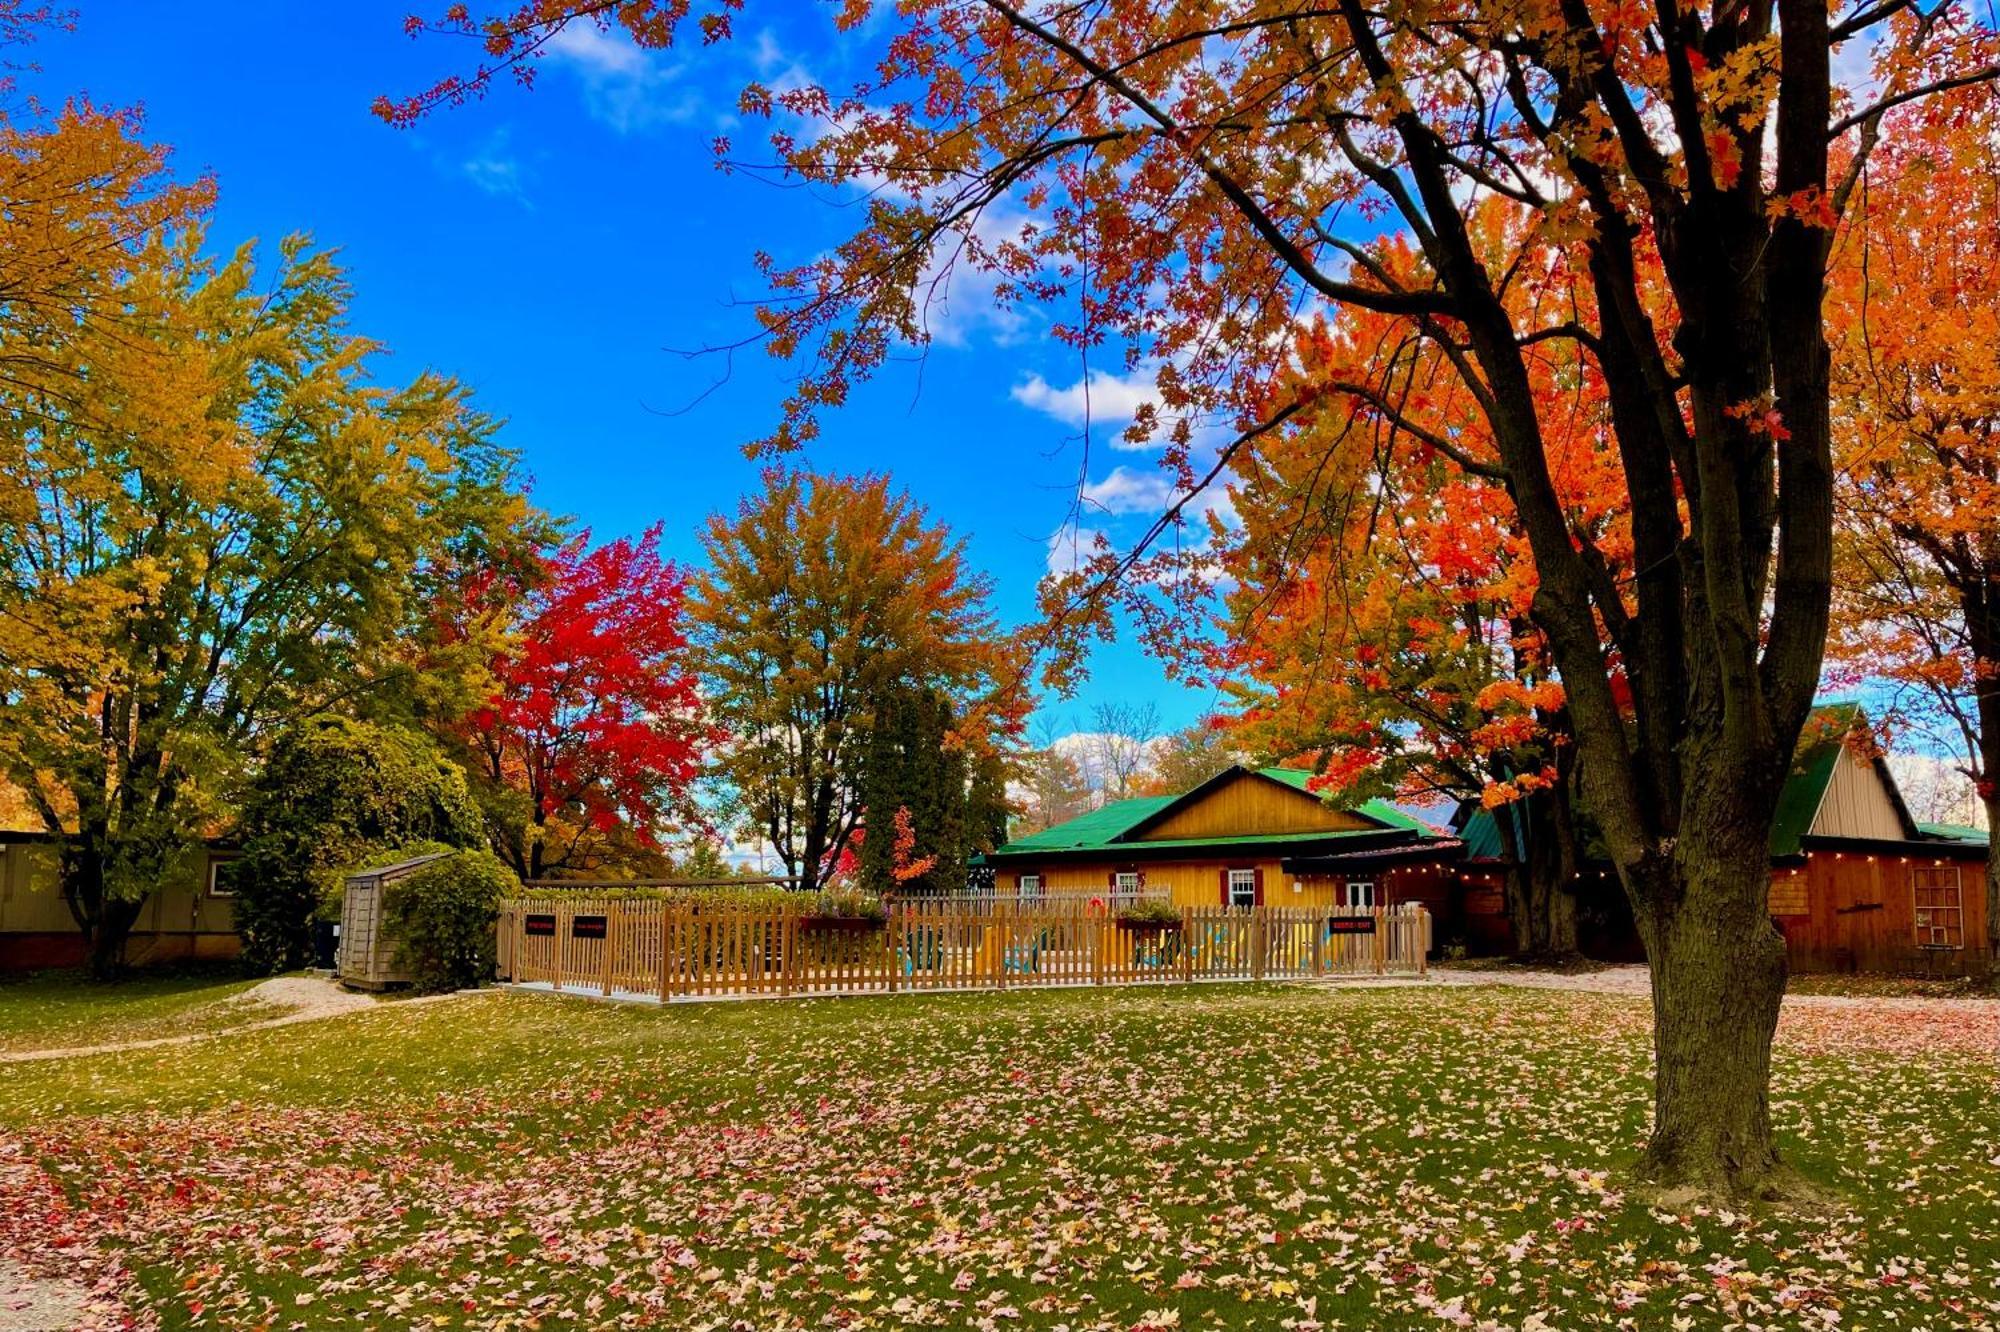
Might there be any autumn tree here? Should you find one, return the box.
[1214,239,1616,959]
[0,230,530,974]
[392,0,1996,1194]
[446,527,712,880]
[1014,742,1091,837]
[0,11,214,395]
[693,472,1022,892]
[1083,700,1160,804]
[1135,715,1243,798]
[1826,72,2000,962]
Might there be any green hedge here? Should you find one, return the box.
[379,848,519,993]
[230,715,484,973]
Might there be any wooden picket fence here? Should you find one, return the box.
[496,898,1430,1001]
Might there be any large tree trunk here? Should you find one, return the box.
[1631,813,1790,1195]
[1495,777,1582,962]
[87,898,145,979]
[1984,788,1999,975]
[60,845,145,980]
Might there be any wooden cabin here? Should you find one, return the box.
[984,766,1461,912]
[1450,703,1991,974]
[1766,706,1989,973]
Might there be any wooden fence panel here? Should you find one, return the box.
[496,898,1429,999]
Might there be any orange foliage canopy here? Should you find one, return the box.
[1825,70,2000,818]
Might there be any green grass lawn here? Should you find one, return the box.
[0,965,268,1054]
[1,983,1994,1331]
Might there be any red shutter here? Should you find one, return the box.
[1218,868,1230,905]
[1108,870,1118,890]
[1252,867,1265,906]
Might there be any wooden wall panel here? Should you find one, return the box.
[1131,772,1373,841]
[1808,756,1906,841]
[1779,850,1990,971]
[1000,858,1318,907]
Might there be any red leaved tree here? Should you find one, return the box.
[451,527,714,879]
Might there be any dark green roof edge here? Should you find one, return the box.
[1916,821,1989,846]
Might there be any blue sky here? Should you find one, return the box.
[34,3,1219,738]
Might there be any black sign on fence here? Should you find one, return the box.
[523,913,557,937]
[1326,915,1377,935]
[572,914,608,939]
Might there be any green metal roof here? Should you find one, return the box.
[995,795,1177,853]
[990,766,1443,859]
[1454,800,1524,861]
[1917,821,1990,846]
[1767,702,1863,858]
[1452,702,1913,862]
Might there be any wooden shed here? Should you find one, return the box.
[337,852,452,990]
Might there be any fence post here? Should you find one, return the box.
[602,901,617,997]
[1250,909,1265,981]
[1311,909,1325,977]
[656,906,671,1003]
[1180,906,1193,983]
[553,900,568,992]
[886,904,899,994]
[1419,907,1430,977]
[1374,908,1386,976]
[778,909,792,998]
[498,904,515,983]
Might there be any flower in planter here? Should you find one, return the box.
[812,886,889,923]
[1116,899,1182,928]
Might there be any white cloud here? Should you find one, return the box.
[460,130,528,202]
[916,204,1034,347]
[1080,466,1174,516]
[1045,526,1107,578]
[1011,368,1160,436]
[1080,465,1238,528]
[545,23,697,132]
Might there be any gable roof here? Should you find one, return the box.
[990,765,1444,860]
[1770,700,1934,856]
[1451,702,1978,864]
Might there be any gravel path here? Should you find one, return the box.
[0,1257,90,1332]
[1425,961,2000,1017]
[0,975,478,1065]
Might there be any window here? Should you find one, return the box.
[1018,873,1043,901]
[1912,865,1964,949]
[1114,871,1142,903]
[1227,868,1256,908]
[205,854,240,897]
[1345,880,1377,909]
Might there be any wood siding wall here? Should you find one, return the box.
[1774,849,1989,971]
[1128,772,1374,841]
[0,841,242,969]
[997,859,1451,912]
[1807,755,1908,841]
